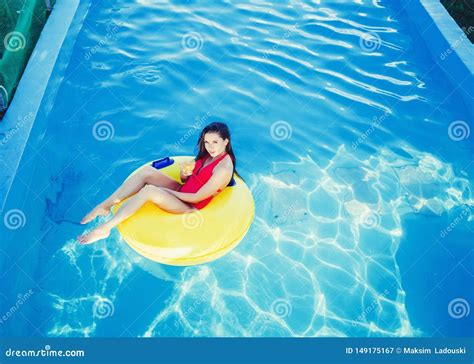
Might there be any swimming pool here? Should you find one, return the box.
[1,0,472,338]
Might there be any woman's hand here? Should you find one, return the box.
[180,160,196,177]
[165,162,233,203]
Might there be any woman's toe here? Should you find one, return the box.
[80,214,93,225]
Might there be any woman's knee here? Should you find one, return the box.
[139,184,165,202]
[140,183,158,195]
[137,166,158,183]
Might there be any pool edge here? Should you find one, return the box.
[399,0,473,118]
[0,0,82,213]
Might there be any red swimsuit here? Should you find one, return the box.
[179,152,231,210]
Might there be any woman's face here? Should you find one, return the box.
[204,132,228,157]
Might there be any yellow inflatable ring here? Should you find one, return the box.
[112,156,255,266]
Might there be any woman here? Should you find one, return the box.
[78,122,236,245]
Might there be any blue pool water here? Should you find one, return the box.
[1,0,473,338]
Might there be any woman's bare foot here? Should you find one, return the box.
[77,226,111,245]
[81,203,112,224]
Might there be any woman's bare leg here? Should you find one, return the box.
[81,166,181,224]
[78,185,195,245]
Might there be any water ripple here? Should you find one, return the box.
[138,145,472,337]
[16,0,471,338]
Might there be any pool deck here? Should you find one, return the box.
[0,0,81,212]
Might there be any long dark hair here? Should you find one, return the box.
[196,122,237,177]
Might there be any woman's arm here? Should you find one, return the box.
[164,164,233,203]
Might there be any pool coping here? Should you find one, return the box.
[399,0,473,117]
[0,0,82,212]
